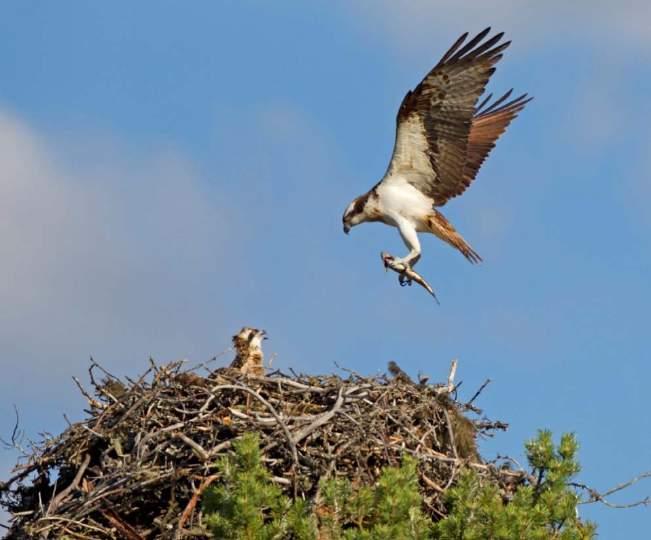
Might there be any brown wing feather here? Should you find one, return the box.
[385,29,530,205]
[443,91,533,203]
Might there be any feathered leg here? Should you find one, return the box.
[391,219,421,284]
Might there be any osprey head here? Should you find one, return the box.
[342,194,369,234]
[233,327,267,351]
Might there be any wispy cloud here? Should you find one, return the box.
[0,110,239,383]
[346,1,651,55]
[0,100,384,428]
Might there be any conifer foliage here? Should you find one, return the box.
[433,431,596,539]
[202,434,316,539]
[202,431,596,539]
[317,456,432,539]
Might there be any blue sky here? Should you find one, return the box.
[1,1,649,535]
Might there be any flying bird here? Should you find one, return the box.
[342,28,531,285]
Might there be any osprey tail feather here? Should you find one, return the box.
[427,211,482,264]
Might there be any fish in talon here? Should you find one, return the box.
[381,252,439,303]
[342,29,531,299]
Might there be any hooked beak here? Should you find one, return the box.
[343,223,350,235]
[260,329,268,340]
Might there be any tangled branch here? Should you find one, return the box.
[572,471,651,509]
[0,359,510,538]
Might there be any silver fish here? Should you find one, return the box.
[381,252,440,304]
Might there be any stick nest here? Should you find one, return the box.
[1,360,520,539]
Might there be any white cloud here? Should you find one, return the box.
[347,1,651,55]
[0,110,238,377]
[0,105,339,514]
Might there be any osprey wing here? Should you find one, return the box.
[456,90,532,201]
[384,28,525,206]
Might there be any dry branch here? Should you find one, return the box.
[572,471,651,509]
[0,360,513,539]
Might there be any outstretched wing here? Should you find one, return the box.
[454,90,532,202]
[384,28,529,206]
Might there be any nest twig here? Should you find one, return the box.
[0,360,515,539]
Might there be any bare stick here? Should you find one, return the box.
[466,378,491,407]
[100,509,144,540]
[447,359,458,392]
[72,377,104,410]
[176,474,219,536]
[0,405,25,453]
[47,454,91,515]
[173,433,209,462]
[442,408,459,489]
[210,383,300,487]
[292,388,344,444]
[436,359,458,394]
[572,471,651,508]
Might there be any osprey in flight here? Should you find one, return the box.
[342,28,531,283]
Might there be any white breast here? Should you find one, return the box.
[376,174,433,229]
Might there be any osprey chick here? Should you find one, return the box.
[229,327,267,377]
[342,28,531,282]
